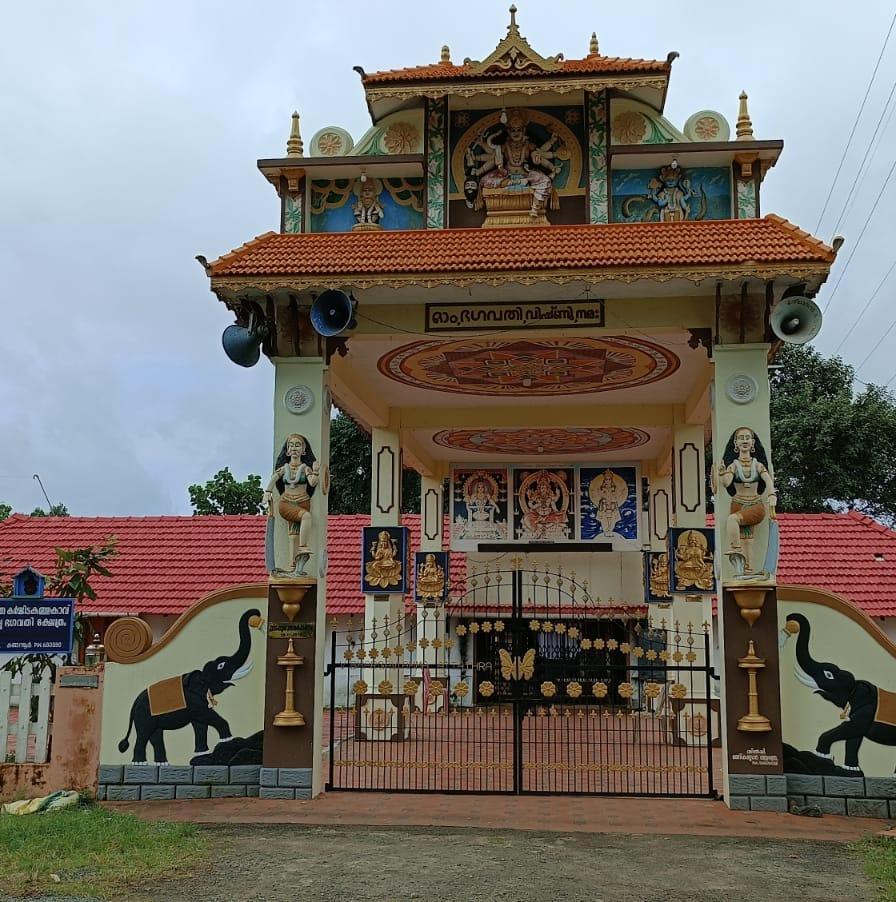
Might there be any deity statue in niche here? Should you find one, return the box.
[714,426,778,577]
[352,178,384,230]
[464,109,563,220]
[673,530,715,591]
[517,469,570,541]
[621,161,708,222]
[264,433,320,576]
[649,553,672,599]
[416,553,446,602]
[365,530,403,588]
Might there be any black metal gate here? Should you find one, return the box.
[326,564,717,796]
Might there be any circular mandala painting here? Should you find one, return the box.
[432,427,650,455]
[378,337,678,397]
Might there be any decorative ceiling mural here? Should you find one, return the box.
[377,337,679,397]
[432,427,651,455]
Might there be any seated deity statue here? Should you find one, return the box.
[674,530,714,591]
[365,530,403,588]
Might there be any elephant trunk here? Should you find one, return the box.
[230,609,257,673]
[789,613,814,675]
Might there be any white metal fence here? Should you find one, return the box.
[0,670,53,764]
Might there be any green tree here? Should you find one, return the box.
[0,503,11,521]
[30,503,69,517]
[188,468,264,515]
[768,344,896,522]
[328,411,420,515]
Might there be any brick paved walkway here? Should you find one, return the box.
[107,792,888,841]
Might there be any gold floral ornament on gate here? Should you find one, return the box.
[378,680,393,695]
[453,681,470,698]
[618,682,635,699]
[645,682,662,699]
[567,681,583,698]
[456,624,468,636]
[541,681,557,698]
[403,679,419,696]
[479,681,495,698]
[428,680,445,700]
[353,679,368,696]
[670,683,688,700]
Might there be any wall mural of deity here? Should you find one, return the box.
[669,528,716,594]
[514,468,574,542]
[361,526,408,594]
[309,177,425,232]
[579,466,639,543]
[451,468,509,548]
[611,165,732,222]
[449,106,585,225]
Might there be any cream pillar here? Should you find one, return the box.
[417,473,446,667]
[711,343,784,800]
[265,358,331,796]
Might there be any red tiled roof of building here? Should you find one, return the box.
[361,55,670,85]
[208,217,835,280]
[1,511,893,618]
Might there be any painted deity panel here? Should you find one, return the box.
[513,468,575,542]
[579,466,639,543]
[361,526,409,595]
[450,468,509,547]
[668,528,716,594]
[611,166,732,222]
[645,551,673,603]
[414,551,449,604]
[309,178,425,232]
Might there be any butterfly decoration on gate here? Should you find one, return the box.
[498,648,537,681]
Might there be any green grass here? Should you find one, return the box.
[852,837,896,901]
[0,801,207,898]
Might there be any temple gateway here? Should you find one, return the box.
[89,10,896,815]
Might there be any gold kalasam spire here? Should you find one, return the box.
[736,91,754,140]
[286,111,304,157]
[589,32,599,55]
[441,44,451,63]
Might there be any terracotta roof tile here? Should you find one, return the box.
[2,512,894,618]
[208,218,835,280]
[362,55,670,84]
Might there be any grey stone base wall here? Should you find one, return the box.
[728,773,896,818]
[98,765,312,802]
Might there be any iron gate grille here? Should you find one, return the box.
[325,565,718,796]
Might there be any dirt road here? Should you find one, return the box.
[127,824,877,902]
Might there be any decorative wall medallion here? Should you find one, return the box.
[378,337,679,397]
[612,110,648,144]
[726,374,758,405]
[683,110,731,143]
[283,385,315,414]
[433,427,649,456]
[309,126,354,157]
[383,121,419,154]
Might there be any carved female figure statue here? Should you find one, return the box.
[263,434,320,574]
[716,426,777,576]
[595,469,622,536]
[674,530,714,591]
[365,530,403,588]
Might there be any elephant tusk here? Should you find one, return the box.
[231,660,254,681]
[793,666,819,691]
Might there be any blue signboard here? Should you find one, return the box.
[1,568,75,655]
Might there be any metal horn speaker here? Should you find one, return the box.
[222,314,265,367]
[310,289,357,337]
[770,296,822,345]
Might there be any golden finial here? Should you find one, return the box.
[736,91,754,140]
[287,111,304,157]
[441,44,451,63]
[589,32,599,55]
[509,4,518,31]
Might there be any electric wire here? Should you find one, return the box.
[832,256,896,355]
[814,11,896,233]
[855,311,896,375]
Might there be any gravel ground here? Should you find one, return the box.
[120,824,876,902]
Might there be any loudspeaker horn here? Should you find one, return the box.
[310,289,357,337]
[222,315,265,367]
[770,296,822,345]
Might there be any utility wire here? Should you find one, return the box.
[832,256,896,354]
[856,311,896,375]
[814,11,896,233]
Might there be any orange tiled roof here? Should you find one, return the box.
[208,216,835,281]
[362,55,670,85]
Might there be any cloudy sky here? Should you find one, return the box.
[2,1,894,515]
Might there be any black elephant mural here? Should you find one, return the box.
[785,612,896,774]
[118,608,262,764]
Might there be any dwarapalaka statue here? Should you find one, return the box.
[715,426,778,578]
[264,433,320,576]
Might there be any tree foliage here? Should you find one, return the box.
[769,344,896,523]
[30,503,69,517]
[189,468,264,515]
[0,503,11,521]
[328,411,420,515]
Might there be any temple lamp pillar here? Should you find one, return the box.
[417,473,446,668]
[263,358,331,797]
[711,343,784,804]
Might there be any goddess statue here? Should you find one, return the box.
[464,109,561,219]
[715,426,778,576]
[365,530,403,589]
[416,553,446,602]
[594,469,623,536]
[263,433,320,575]
[673,530,714,591]
[649,553,671,599]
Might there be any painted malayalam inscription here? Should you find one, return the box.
[425,301,605,332]
[0,598,75,654]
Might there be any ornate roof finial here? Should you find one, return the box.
[509,4,518,32]
[441,44,451,63]
[589,32,599,55]
[286,111,304,157]
[736,91,754,140]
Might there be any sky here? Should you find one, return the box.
[2,0,895,516]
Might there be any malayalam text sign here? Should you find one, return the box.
[0,599,75,655]
[425,300,605,332]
